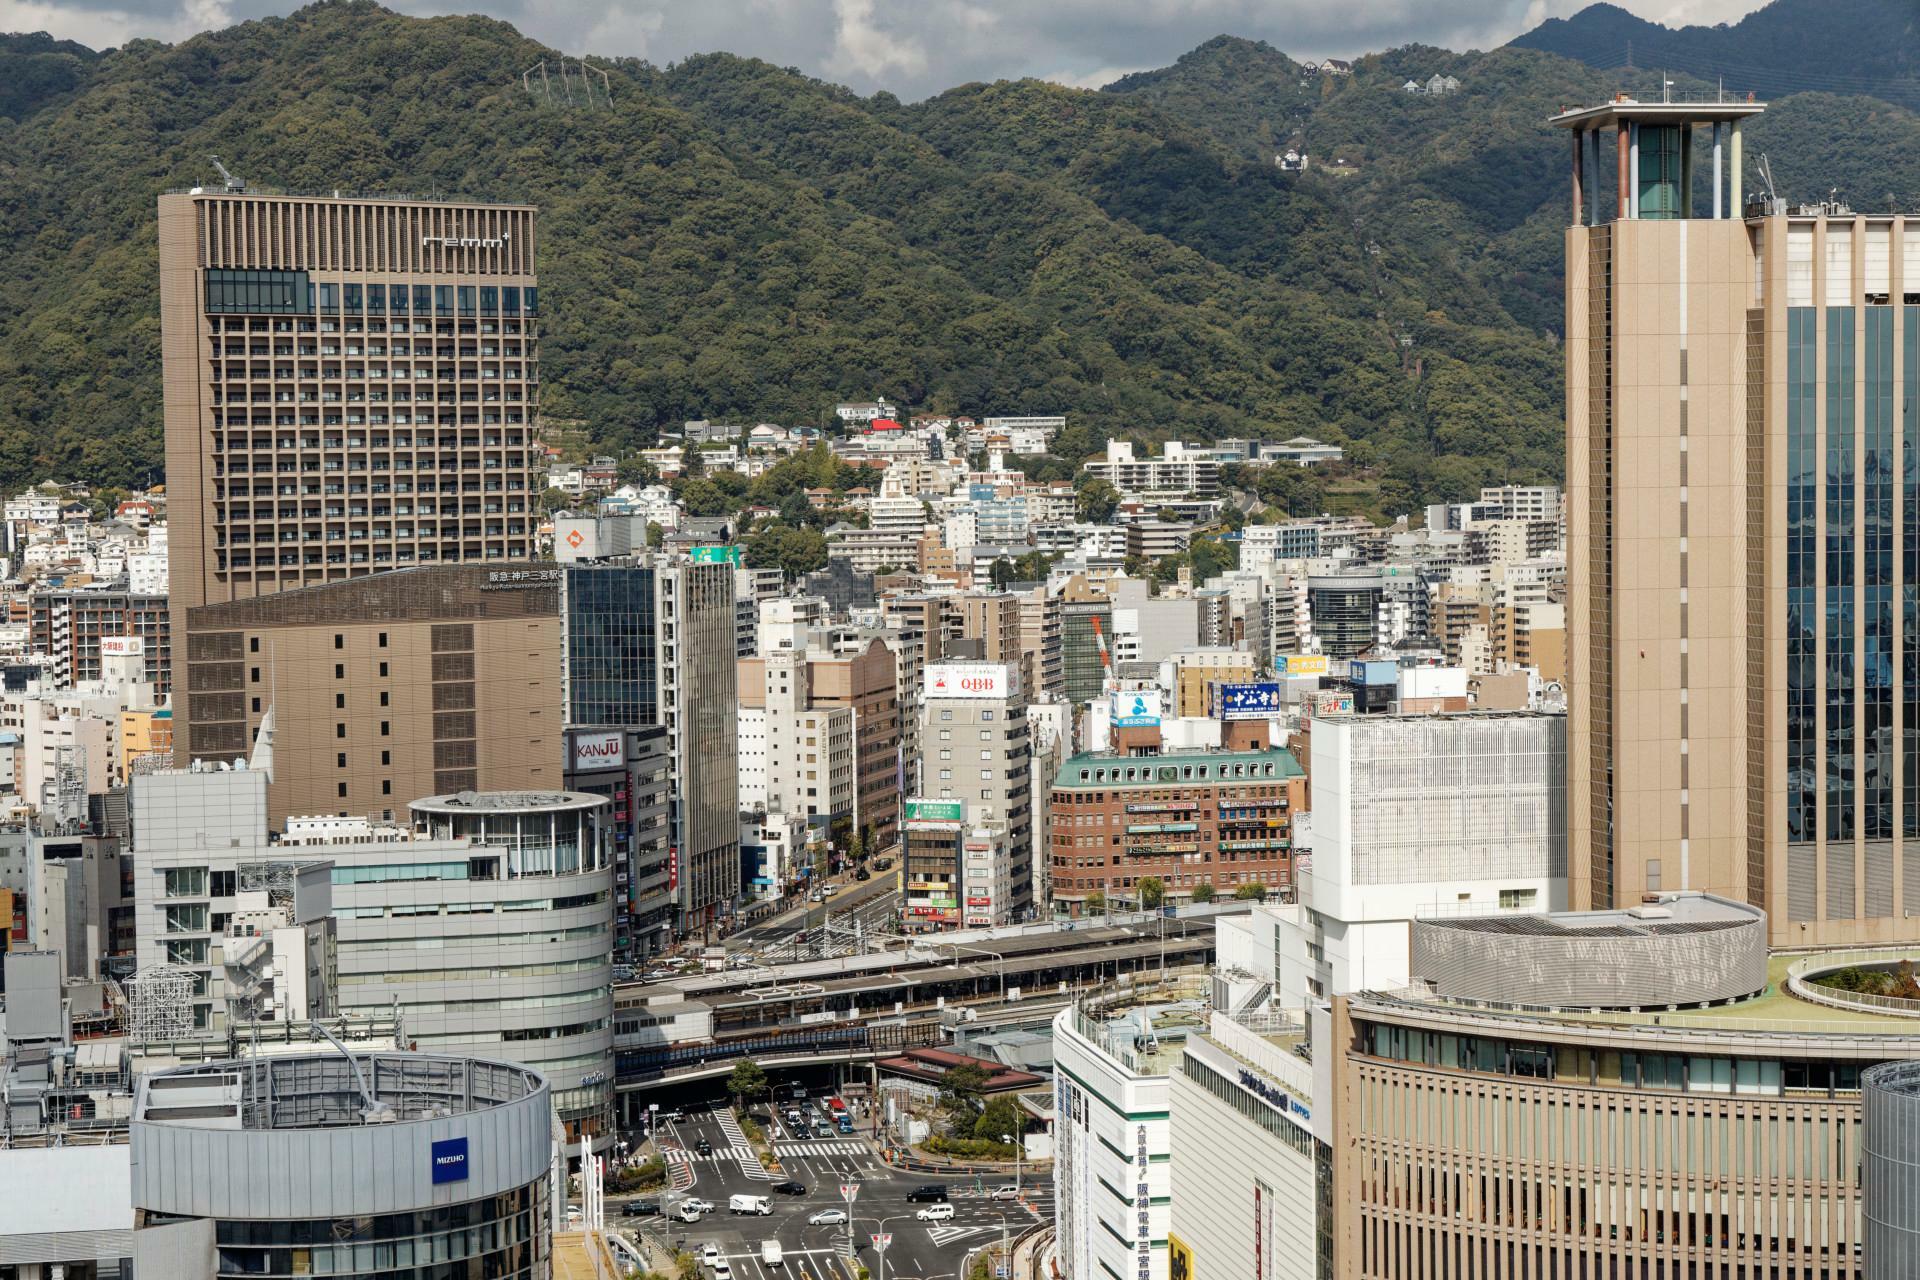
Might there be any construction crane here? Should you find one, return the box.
[1089,613,1116,695]
[208,155,246,193]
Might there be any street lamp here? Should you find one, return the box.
[1001,1132,1021,1194]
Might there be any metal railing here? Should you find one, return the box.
[1785,949,1920,1017]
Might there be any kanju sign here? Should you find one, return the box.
[570,730,625,772]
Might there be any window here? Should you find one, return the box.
[383,780,392,795]
[334,664,345,679]
[250,637,260,653]
[1499,888,1537,911]
[337,753,347,767]
[381,751,391,766]
[981,710,995,721]
[380,691,390,707]
[336,724,346,739]
[378,632,388,648]
[252,697,261,713]
[336,694,346,709]
[381,722,390,736]
[250,667,260,683]
[334,634,344,649]
[209,870,236,897]
[379,662,389,677]
[339,783,348,799]
[163,867,208,898]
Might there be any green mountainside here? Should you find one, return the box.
[0,0,1915,511]
[1511,0,1920,110]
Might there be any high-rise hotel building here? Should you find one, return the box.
[157,189,548,799]
[1560,96,1920,946]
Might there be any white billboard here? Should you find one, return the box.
[925,663,1011,700]
[569,729,626,772]
[1111,689,1163,728]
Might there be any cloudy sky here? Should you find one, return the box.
[6,0,1774,98]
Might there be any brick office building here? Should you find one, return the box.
[1050,746,1307,912]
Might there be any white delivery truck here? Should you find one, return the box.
[728,1194,772,1216]
[761,1240,784,1267]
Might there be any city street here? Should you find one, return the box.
[616,1103,1050,1280]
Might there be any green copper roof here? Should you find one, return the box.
[1053,747,1304,789]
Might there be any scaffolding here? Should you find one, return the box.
[126,965,195,1045]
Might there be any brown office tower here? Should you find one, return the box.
[1560,96,1920,946]
[158,188,542,809]
[183,564,561,824]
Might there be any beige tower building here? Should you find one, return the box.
[1561,96,1920,946]
[158,185,540,776]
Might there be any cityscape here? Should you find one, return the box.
[2,2,1920,1280]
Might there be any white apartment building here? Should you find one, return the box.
[738,649,858,852]
[1082,441,1221,502]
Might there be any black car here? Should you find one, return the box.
[771,1180,808,1196]
[854,869,871,882]
[622,1201,660,1217]
[695,1138,712,1156]
[905,1185,949,1203]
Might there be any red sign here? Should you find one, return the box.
[668,845,679,892]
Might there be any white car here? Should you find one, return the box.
[915,1203,954,1222]
[701,1245,721,1268]
[808,1209,848,1226]
[990,1185,1022,1201]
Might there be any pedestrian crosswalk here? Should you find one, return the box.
[773,1140,868,1157]
[928,1224,1003,1247]
[713,1111,771,1181]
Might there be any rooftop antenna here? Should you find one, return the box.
[208,155,245,193]
[1757,153,1780,205]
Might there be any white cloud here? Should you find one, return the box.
[824,0,927,82]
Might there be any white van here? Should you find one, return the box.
[915,1203,954,1222]
[761,1240,784,1267]
[728,1194,772,1216]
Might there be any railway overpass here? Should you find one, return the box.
[610,911,1231,1110]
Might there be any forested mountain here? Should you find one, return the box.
[1511,0,1920,110]
[0,0,1914,511]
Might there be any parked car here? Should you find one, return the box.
[808,1209,848,1226]
[991,1185,1022,1201]
[905,1185,949,1203]
[771,1180,808,1196]
[915,1203,955,1222]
